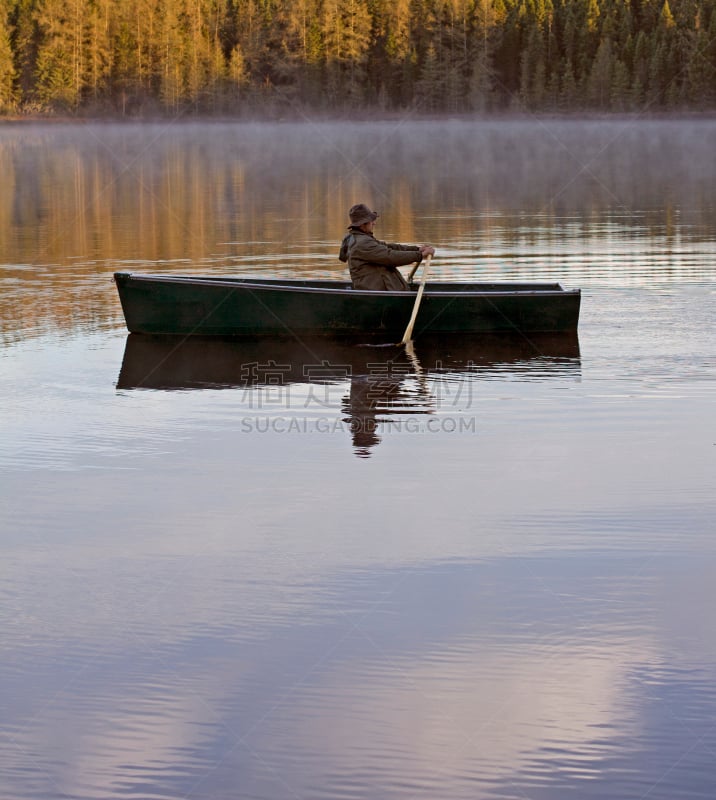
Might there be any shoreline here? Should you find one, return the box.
[2,109,716,126]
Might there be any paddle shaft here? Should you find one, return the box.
[407,260,422,283]
[401,254,432,344]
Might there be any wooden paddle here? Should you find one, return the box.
[407,260,422,283]
[401,253,432,345]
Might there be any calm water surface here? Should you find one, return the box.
[1,120,715,800]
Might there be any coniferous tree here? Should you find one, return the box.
[491,0,522,100]
[33,0,86,109]
[9,0,38,100]
[84,0,111,104]
[519,23,546,109]
[271,0,321,101]
[434,0,468,111]
[474,0,504,108]
[322,0,370,107]
[372,0,413,105]
[685,26,715,106]
[560,57,578,108]
[587,35,612,107]
[610,55,630,109]
[228,42,247,88]
[631,28,649,105]
[110,3,143,112]
[647,38,667,105]
[660,0,675,29]
[468,44,494,111]
[182,0,225,106]
[157,0,185,110]
[0,2,16,110]
[415,41,442,110]
[229,0,268,91]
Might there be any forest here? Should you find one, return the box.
[0,0,714,115]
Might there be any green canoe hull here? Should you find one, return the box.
[114,273,581,337]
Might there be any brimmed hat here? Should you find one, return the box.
[349,203,379,225]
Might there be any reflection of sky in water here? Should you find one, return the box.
[3,551,716,799]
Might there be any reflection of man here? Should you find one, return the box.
[342,373,405,457]
[339,203,436,291]
[342,359,426,458]
[343,377,382,457]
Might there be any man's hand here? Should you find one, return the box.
[420,245,436,257]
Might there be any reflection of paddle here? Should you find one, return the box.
[404,338,431,399]
[401,254,432,345]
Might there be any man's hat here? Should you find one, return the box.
[349,203,379,225]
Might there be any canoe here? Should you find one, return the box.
[114,272,580,337]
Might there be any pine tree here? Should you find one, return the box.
[261,0,320,104]
[560,57,578,108]
[610,56,631,109]
[110,10,139,112]
[685,27,715,107]
[8,0,38,102]
[660,0,675,30]
[631,29,649,104]
[490,0,521,102]
[435,0,472,111]
[228,0,267,90]
[519,23,546,109]
[376,0,415,106]
[228,43,247,86]
[586,0,600,32]
[647,38,667,106]
[322,0,371,107]
[157,0,185,110]
[467,0,502,110]
[33,0,87,109]
[587,36,613,108]
[468,45,494,111]
[84,0,111,104]
[0,3,16,111]
[182,0,225,106]
[415,42,442,111]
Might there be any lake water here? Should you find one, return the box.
[1,119,715,800]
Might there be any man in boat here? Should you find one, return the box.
[339,203,435,291]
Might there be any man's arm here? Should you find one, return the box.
[355,237,422,268]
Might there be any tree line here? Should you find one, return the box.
[0,0,714,115]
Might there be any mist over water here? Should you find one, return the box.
[1,119,715,800]
[2,119,715,245]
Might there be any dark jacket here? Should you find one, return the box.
[339,227,422,291]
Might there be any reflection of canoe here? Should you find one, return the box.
[114,273,580,337]
[116,332,580,390]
